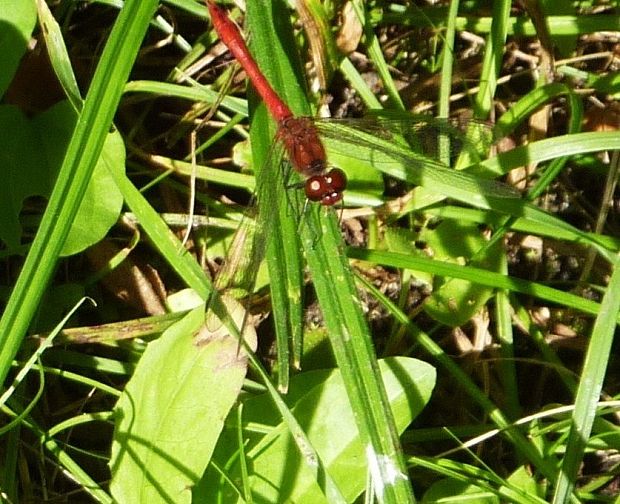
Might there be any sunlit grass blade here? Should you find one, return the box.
[302,209,416,503]
[437,0,459,122]
[245,0,416,501]
[124,80,249,117]
[349,0,404,110]
[347,247,614,321]
[552,254,620,503]
[472,0,510,118]
[115,175,212,298]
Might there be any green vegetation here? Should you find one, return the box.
[0,0,618,502]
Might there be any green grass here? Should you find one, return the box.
[0,0,619,502]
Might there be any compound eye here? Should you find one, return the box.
[304,169,347,205]
[321,191,343,206]
[304,176,327,202]
[326,169,347,193]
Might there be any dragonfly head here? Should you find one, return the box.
[305,168,347,206]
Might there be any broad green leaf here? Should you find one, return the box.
[60,129,124,256]
[504,466,547,500]
[197,357,436,503]
[0,105,50,252]
[422,479,500,503]
[33,101,125,256]
[0,101,124,255]
[383,221,502,327]
[420,220,503,326]
[110,304,256,504]
[0,0,37,97]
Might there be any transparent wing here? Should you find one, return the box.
[314,117,520,204]
[209,136,290,300]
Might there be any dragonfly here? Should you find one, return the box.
[202,1,522,358]
[201,4,523,499]
[207,0,347,206]
[202,0,521,315]
[206,0,519,211]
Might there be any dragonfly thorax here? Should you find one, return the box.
[276,118,347,205]
[278,117,327,176]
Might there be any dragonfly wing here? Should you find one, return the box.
[317,120,520,203]
[200,206,265,346]
[200,292,258,350]
[316,116,497,164]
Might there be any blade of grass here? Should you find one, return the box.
[244,0,416,501]
[432,0,459,167]
[494,82,582,139]
[124,80,249,116]
[338,57,383,110]
[0,0,160,388]
[437,0,459,120]
[347,247,615,322]
[552,254,620,503]
[409,456,548,504]
[36,0,82,111]
[244,0,306,393]
[114,174,212,299]
[349,0,404,110]
[481,131,620,179]
[384,9,619,36]
[494,260,521,421]
[302,209,416,503]
[472,0,510,119]
[0,298,90,421]
[426,205,620,250]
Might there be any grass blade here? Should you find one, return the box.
[552,255,620,503]
[242,0,416,500]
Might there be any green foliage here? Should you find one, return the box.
[198,357,435,503]
[110,305,255,503]
[1,0,619,502]
[0,3,123,256]
[0,0,37,96]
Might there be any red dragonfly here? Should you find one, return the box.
[206,0,347,206]
[203,0,521,315]
[205,1,519,212]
